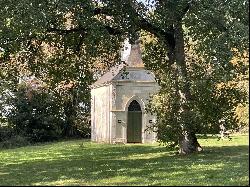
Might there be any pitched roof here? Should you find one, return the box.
[91,40,144,87]
[92,63,125,87]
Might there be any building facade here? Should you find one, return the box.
[91,40,159,143]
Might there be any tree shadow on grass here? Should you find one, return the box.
[0,144,248,186]
[196,134,220,139]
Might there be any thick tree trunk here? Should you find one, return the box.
[178,131,203,155]
[173,22,203,154]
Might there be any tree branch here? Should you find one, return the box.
[137,17,175,48]
[46,27,87,35]
[124,1,175,48]
[104,25,122,35]
[94,7,112,16]
[47,24,121,36]
[177,2,192,21]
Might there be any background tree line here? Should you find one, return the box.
[0,76,92,148]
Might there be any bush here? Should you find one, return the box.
[28,126,62,142]
[6,83,65,143]
[0,126,15,142]
[2,81,91,144]
[238,126,249,134]
[0,135,30,149]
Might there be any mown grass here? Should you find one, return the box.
[0,134,248,186]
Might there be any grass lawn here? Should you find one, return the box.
[0,134,248,186]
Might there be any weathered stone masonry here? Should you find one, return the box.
[91,40,160,143]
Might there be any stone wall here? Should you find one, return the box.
[91,67,160,144]
[91,85,112,143]
[112,81,159,143]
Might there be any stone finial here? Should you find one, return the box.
[127,40,144,67]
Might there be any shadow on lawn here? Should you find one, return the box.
[0,144,248,186]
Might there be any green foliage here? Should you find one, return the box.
[53,81,91,138]
[184,0,249,58]
[1,80,92,142]
[140,0,248,149]
[235,103,249,129]
[6,82,64,142]
[0,135,248,185]
[0,0,248,152]
[0,134,30,149]
[0,0,122,143]
[145,44,248,146]
[0,125,15,142]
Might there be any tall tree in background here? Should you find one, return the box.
[0,0,248,153]
[139,0,248,153]
[0,0,123,138]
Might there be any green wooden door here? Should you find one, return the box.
[127,111,142,143]
[127,100,142,143]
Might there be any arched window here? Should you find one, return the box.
[128,100,141,111]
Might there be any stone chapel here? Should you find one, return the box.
[90,39,160,144]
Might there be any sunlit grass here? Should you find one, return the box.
[0,134,248,186]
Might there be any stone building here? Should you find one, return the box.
[90,40,159,143]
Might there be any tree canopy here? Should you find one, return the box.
[0,0,249,153]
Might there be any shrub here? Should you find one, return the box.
[0,135,30,149]
[0,126,15,142]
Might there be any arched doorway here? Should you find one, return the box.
[127,100,142,143]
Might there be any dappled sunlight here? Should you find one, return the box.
[33,178,86,186]
[96,176,143,186]
[0,172,10,176]
[119,151,169,160]
[0,135,248,186]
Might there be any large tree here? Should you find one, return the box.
[0,0,248,154]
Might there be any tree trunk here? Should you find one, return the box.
[178,131,203,154]
[173,22,203,154]
[63,89,78,137]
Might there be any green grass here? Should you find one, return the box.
[0,134,248,186]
